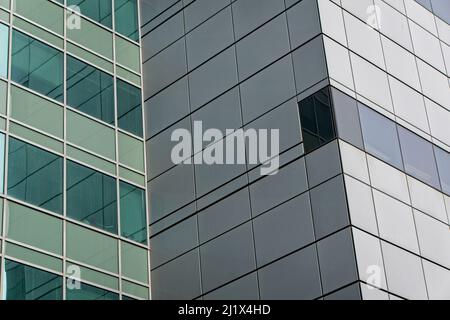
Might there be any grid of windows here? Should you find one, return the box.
[0,0,149,300]
[143,0,450,300]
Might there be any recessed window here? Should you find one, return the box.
[8,137,63,214]
[115,0,139,41]
[11,30,63,102]
[4,260,63,300]
[67,160,118,234]
[299,87,336,153]
[120,181,147,244]
[117,79,143,137]
[67,55,115,124]
[359,104,403,170]
[67,0,112,28]
[398,127,440,189]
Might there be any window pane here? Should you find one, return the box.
[8,138,63,214]
[115,0,139,41]
[6,201,63,255]
[67,55,114,124]
[299,87,335,153]
[435,147,450,195]
[67,0,112,28]
[117,79,143,137]
[359,105,403,170]
[14,0,63,35]
[3,260,63,300]
[398,127,440,189]
[118,131,144,172]
[120,181,146,243]
[0,23,8,78]
[66,109,116,160]
[67,282,119,300]
[0,132,4,193]
[66,222,118,273]
[11,30,63,102]
[67,160,117,234]
[121,241,148,283]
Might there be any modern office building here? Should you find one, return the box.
[142,0,450,300]
[0,0,150,299]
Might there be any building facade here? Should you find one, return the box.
[0,0,150,299]
[142,0,450,300]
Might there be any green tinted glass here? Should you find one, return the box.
[6,201,63,254]
[0,133,4,193]
[121,241,148,283]
[66,282,119,300]
[8,137,63,214]
[67,55,114,124]
[0,23,7,78]
[117,80,142,137]
[4,260,63,300]
[115,35,140,73]
[10,85,64,138]
[118,132,144,172]
[0,79,6,114]
[67,15,113,59]
[114,0,139,41]
[66,222,118,273]
[67,160,118,234]
[66,110,116,160]
[11,30,63,102]
[14,0,63,35]
[67,0,112,28]
[120,181,146,244]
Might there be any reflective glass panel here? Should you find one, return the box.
[67,55,114,124]
[359,105,403,170]
[67,0,112,28]
[115,0,139,41]
[8,138,63,214]
[120,181,147,243]
[0,23,8,78]
[67,160,117,234]
[66,282,119,300]
[3,260,63,300]
[117,79,143,137]
[11,30,63,102]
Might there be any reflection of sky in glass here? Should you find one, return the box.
[0,24,8,79]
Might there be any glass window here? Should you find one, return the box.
[118,132,144,172]
[121,241,148,283]
[3,260,63,300]
[10,85,64,138]
[8,138,63,214]
[11,30,63,102]
[115,0,139,41]
[67,160,117,234]
[359,104,403,170]
[14,0,63,35]
[0,132,4,193]
[299,87,336,153]
[398,127,440,189]
[67,55,114,124]
[434,147,450,195]
[67,0,112,28]
[6,201,63,255]
[0,23,8,78]
[66,109,116,160]
[67,15,113,60]
[120,181,146,244]
[66,282,119,300]
[117,79,143,137]
[66,222,118,273]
